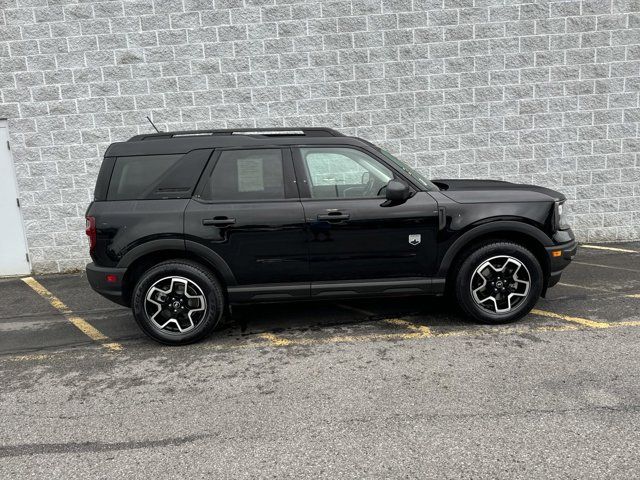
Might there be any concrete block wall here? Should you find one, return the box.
[0,0,639,272]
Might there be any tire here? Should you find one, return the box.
[453,241,543,324]
[131,260,225,345]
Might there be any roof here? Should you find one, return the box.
[104,127,366,157]
[127,127,344,142]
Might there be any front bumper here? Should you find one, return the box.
[545,234,578,288]
[86,262,128,307]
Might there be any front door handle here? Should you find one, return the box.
[317,212,350,222]
[202,217,236,226]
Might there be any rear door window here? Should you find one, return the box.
[201,149,287,201]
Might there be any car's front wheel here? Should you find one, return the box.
[454,241,543,324]
[132,260,225,345]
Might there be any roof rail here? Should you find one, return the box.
[128,127,345,142]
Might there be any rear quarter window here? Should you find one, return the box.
[106,150,211,200]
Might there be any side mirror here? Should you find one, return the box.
[385,179,411,203]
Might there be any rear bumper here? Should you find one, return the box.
[545,236,578,288]
[86,262,128,307]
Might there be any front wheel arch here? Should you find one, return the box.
[443,228,550,294]
[452,241,544,324]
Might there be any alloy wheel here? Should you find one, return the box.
[470,255,531,314]
[144,276,207,333]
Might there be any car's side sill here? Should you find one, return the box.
[227,283,311,303]
[228,278,446,304]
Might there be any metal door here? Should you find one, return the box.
[292,146,439,282]
[185,147,308,286]
[0,120,31,275]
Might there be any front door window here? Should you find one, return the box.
[299,147,393,199]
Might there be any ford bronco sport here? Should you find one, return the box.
[86,127,576,345]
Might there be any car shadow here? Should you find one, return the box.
[222,295,467,338]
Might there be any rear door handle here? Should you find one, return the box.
[317,212,350,222]
[202,217,236,226]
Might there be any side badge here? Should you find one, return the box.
[408,234,421,246]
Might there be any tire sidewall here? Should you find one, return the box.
[132,261,223,345]
[456,242,543,324]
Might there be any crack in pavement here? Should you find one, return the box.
[0,433,213,458]
[2,404,639,459]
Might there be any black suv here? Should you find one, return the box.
[86,127,576,345]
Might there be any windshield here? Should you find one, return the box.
[377,148,439,191]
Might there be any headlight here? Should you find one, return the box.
[555,201,570,231]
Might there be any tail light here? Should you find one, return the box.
[85,215,96,253]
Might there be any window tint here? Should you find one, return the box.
[106,150,211,200]
[299,147,393,199]
[152,149,211,198]
[203,149,285,201]
[108,154,182,200]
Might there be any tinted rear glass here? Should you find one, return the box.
[107,150,211,200]
[202,149,285,201]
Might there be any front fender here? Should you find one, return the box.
[437,220,553,277]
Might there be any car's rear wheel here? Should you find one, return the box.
[132,260,225,345]
[454,241,543,324]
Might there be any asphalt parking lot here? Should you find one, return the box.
[1,243,639,478]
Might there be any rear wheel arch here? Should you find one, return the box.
[131,259,226,345]
[121,249,233,307]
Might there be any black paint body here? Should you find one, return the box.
[85,128,576,307]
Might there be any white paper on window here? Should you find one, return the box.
[237,158,264,192]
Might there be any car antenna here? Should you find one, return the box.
[146,116,161,133]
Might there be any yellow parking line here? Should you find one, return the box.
[216,322,584,350]
[530,309,610,329]
[257,332,294,346]
[252,310,633,347]
[337,303,432,335]
[581,244,638,254]
[384,318,433,336]
[257,329,434,347]
[6,315,639,362]
[435,323,580,337]
[318,332,416,344]
[21,277,122,352]
[4,353,54,362]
